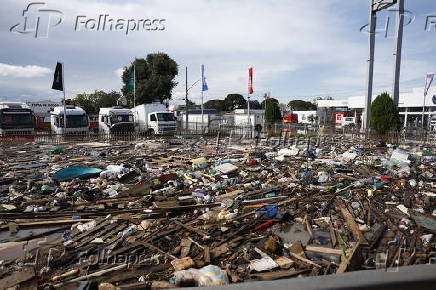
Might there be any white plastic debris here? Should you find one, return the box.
[215,163,238,174]
[249,256,279,272]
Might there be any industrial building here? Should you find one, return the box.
[316,87,436,129]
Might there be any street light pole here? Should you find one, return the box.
[391,0,404,107]
[363,1,377,131]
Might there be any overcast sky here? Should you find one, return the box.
[1,0,435,105]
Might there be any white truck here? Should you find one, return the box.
[50,105,89,135]
[0,102,34,139]
[98,107,135,135]
[131,103,177,135]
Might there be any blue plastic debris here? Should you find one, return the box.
[13,163,47,169]
[52,166,102,182]
[255,204,278,218]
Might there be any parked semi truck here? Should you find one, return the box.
[98,107,135,135]
[50,105,89,135]
[131,103,177,135]
[0,102,34,140]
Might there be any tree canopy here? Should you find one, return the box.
[261,98,279,109]
[204,99,227,111]
[121,53,178,107]
[288,100,317,111]
[67,90,121,115]
[247,100,262,110]
[265,99,282,123]
[224,94,246,111]
[370,92,401,135]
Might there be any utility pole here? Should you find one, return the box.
[133,62,136,108]
[391,0,404,107]
[185,66,189,134]
[363,0,398,131]
[363,2,377,131]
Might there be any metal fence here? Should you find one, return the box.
[0,123,435,147]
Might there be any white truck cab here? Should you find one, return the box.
[98,107,134,135]
[132,103,177,135]
[0,102,34,139]
[50,105,89,135]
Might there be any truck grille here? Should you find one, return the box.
[3,130,33,136]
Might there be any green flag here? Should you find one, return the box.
[126,65,135,92]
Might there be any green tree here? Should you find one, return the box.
[265,100,282,123]
[204,99,226,111]
[370,92,401,135]
[246,100,262,110]
[121,53,178,107]
[288,100,317,111]
[261,98,279,109]
[224,94,246,111]
[70,90,121,115]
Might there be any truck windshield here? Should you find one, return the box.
[110,115,133,124]
[0,112,33,126]
[66,114,88,128]
[157,113,175,122]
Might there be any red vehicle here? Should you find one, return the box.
[283,113,298,123]
[89,115,99,132]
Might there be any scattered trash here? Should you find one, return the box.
[0,139,434,288]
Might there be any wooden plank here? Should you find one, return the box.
[0,219,93,231]
[0,268,35,289]
[138,241,177,260]
[336,243,362,274]
[204,246,210,264]
[216,190,244,201]
[289,252,322,268]
[305,246,343,256]
[104,264,170,283]
[336,201,368,246]
[250,269,309,281]
[173,220,211,239]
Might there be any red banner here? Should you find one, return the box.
[248,67,253,95]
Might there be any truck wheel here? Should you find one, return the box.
[148,129,155,137]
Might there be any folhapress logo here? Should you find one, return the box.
[10,2,63,38]
[10,2,167,38]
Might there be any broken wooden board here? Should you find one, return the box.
[250,269,309,281]
[0,219,93,231]
[336,243,363,274]
[336,201,368,246]
[305,246,343,256]
[171,257,194,271]
[215,190,244,201]
[0,268,35,289]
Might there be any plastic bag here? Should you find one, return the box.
[171,265,229,287]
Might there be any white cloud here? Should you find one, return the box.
[114,67,124,78]
[0,63,51,78]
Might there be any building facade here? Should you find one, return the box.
[316,87,436,129]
